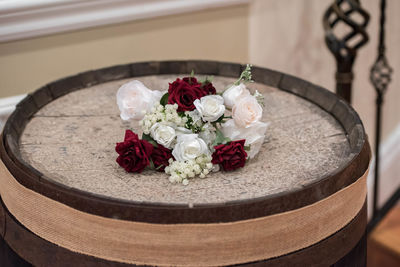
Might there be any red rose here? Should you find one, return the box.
[116,130,153,173]
[211,140,247,171]
[168,77,208,112]
[202,82,216,95]
[151,144,173,172]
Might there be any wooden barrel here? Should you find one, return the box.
[0,60,370,266]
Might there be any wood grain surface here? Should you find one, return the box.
[18,75,351,205]
[1,61,369,223]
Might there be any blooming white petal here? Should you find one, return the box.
[116,80,164,121]
[232,95,263,128]
[222,119,269,158]
[172,134,210,162]
[150,123,176,148]
[199,123,216,147]
[222,83,250,109]
[194,95,225,122]
[174,126,192,135]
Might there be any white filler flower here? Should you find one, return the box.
[194,95,225,122]
[232,95,263,128]
[165,154,213,185]
[172,134,210,162]
[150,123,176,148]
[222,119,269,159]
[222,83,250,109]
[116,80,164,121]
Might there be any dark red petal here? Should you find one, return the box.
[141,139,154,156]
[124,130,139,141]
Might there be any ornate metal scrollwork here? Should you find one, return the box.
[370,0,393,223]
[323,0,370,102]
[370,0,392,98]
[370,56,392,98]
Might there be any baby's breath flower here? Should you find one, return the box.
[254,90,265,108]
[165,154,213,185]
[139,103,186,135]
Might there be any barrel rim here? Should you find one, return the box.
[0,60,370,223]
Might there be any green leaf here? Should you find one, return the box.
[212,131,224,147]
[223,137,231,144]
[212,128,231,147]
[160,93,169,106]
[234,64,253,85]
[155,164,164,170]
[244,145,251,151]
[149,160,155,169]
[142,133,158,147]
[190,69,195,77]
[199,75,214,85]
[214,115,232,124]
[214,115,225,123]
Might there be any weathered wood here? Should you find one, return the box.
[17,75,350,205]
[217,62,242,78]
[0,61,369,225]
[252,66,283,88]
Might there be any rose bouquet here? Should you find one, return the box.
[115,65,268,185]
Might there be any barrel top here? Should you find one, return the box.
[18,74,352,205]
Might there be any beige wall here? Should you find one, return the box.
[0,4,248,98]
[249,0,400,144]
[1,0,399,144]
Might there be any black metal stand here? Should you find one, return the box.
[323,0,369,103]
[368,0,397,233]
[324,0,399,234]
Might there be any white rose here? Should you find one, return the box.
[222,83,250,109]
[193,95,225,122]
[116,80,164,121]
[172,134,210,162]
[222,119,269,159]
[232,95,263,128]
[150,123,176,148]
[174,126,192,135]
